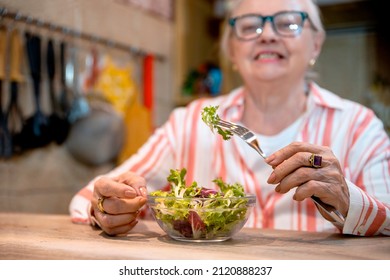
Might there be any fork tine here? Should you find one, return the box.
[217,119,246,132]
[215,121,232,130]
[216,120,247,136]
[232,126,249,135]
[216,118,267,158]
[216,119,236,127]
[230,125,250,136]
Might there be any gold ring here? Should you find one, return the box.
[309,154,322,168]
[97,197,107,214]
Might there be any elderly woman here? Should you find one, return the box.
[70,0,390,236]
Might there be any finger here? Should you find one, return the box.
[95,210,139,228]
[95,177,138,199]
[291,180,319,201]
[103,219,139,236]
[274,162,336,194]
[135,186,148,197]
[291,183,337,222]
[265,142,323,167]
[273,166,314,194]
[286,177,338,207]
[267,151,314,184]
[293,177,346,204]
[116,172,148,197]
[98,196,147,215]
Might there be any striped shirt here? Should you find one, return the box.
[69,82,390,236]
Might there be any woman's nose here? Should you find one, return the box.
[259,21,278,39]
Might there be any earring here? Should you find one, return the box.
[309,58,316,67]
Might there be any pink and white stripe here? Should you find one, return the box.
[69,82,390,236]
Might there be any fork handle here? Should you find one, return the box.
[311,196,345,226]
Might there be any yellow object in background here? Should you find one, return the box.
[92,55,152,163]
[117,97,152,164]
[94,55,136,115]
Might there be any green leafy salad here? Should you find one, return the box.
[201,105,233,140]
[149,168,253,239]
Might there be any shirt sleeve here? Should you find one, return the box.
[68,108,185,225]
[341,111,390,236]
[343,179,390,236]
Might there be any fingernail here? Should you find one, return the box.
[139,186,147,197]
[265,154,275,165]
[267,172,276,184]
[275,185,281,193]
[125,188,136,197]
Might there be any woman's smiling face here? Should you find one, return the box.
[228,0,324,84]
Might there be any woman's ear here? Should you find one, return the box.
[227,41,236,64]
[312,31,325,59]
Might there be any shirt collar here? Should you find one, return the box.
[220,82,345,121]
[309,82,345,111]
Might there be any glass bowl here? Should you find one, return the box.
[147,194,256,242]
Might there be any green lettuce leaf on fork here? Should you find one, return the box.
[201,105,233,140]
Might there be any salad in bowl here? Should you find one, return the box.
[148,168,256,242]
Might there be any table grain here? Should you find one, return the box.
[1,212,389,260]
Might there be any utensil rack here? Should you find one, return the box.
[0,6,164,61]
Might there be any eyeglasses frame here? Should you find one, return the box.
[228,10,318,40]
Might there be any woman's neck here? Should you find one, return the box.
[241,82,308,135]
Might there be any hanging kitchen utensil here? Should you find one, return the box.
[59,41,71,119]
[82,46,100,92]
[65,52,126,166]
[143,55,154,109]
[0,24,13,158]
[19,31,51,150]
[67,44,89,124]
[5,28,25,155]
[65,96,125,166]
[46,38,70,144]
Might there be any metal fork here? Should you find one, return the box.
[216,119,267,159]
[215,118,345,226]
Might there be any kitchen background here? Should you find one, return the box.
[0,0,388,214]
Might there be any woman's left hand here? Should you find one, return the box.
[265,142,350,221]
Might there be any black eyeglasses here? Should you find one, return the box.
[228,11,318,40]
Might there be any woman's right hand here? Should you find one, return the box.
[91,171,148,236]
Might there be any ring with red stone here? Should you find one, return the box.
[309,154,322,168]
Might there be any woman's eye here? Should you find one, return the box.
[240,24,258,34]
[276,21,295,31]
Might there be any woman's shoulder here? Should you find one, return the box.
[311,82,373,114]
[312,83,387,133]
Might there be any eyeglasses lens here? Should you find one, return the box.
[234,12,305,40]
[274,13,303,36]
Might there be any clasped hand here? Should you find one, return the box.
[91,171,148,236]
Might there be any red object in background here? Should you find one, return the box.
[143,54,154,115]
[84,48,100,91]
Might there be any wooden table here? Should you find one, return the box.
[0,212,389,260]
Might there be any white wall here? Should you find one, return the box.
[316,30,376,105]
